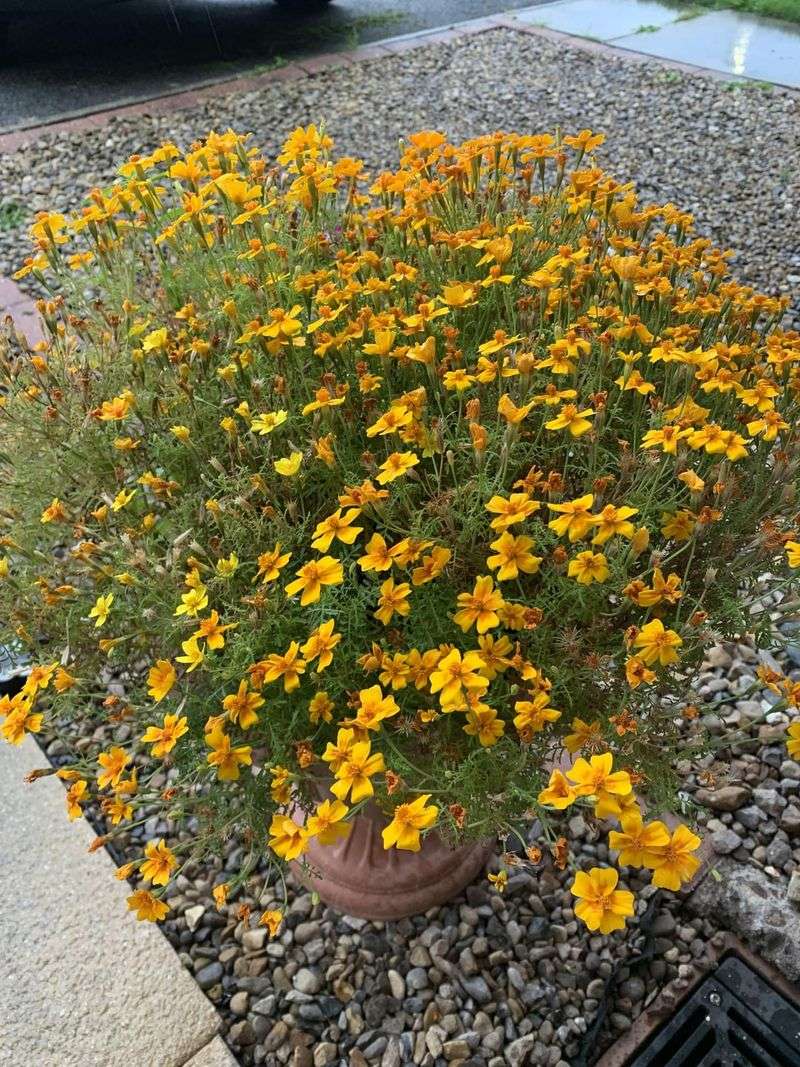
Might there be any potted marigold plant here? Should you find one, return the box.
[2,124,800,933]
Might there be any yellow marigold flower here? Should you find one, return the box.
[608,811,671,867]
[486,491,540,531]
[268,814,310,860]
[376,450,419,485]
[147,657,178,699]
[311,508,363,552]
[488,870,508,892]
[251,409,288,435]
[625,655,656,689]
[379,652,411,690]
[454,575,504,633]
[212,884,229,910]
[309,691,335,724]
[463,702,505,746]
[301,619,341,671]
[590,504,638,545]
[176,636,205,673]
[545,403,594,437]
[548,494,595,541]
[141,713,189,757]
[382,794,438,851]
[642,425,688,454]
[375,577,411,626]
[513,691,561,734]
[307,799,351,845]
[88,592,114,628]
[567,550,609,585]
[346,684,400,731]
[443,368,477,392]
[486,532,542,581]
[194,610,236,650]
[97,746,130,790]
[564,717,602,754]
[255,544,292,584]
[174,585,208,618]
[331,740,385,802]
[321,727,357,774]
[406,649,440,689]
[65,779,88,820]
[142,328,169,352]
[22,662,57,696]
[302,386,346,415]
[222,680,264,729]
[140,838,177,886]
[259,909,283,936]
[633,619,683,666]
[358,533,394,573]
[170,425,190,442]
[648,825,702,889]
[53,667,77,693]
[274,451,303,476]
[538,769,577,809]
[440,281,477,308]
[216,552,239,577]
[0,699,43,745]
[98,392,134,420]
[411,546,451,585]
[285,556,343,605]
[366,405,412,438]
[497,394,533,424]
[111,487,137,512]
[429,648,488,711]
[270,765,292,805]
[206,726,252,781]
[786,722,800,758]
[261,642,306,692]
[0,556,9,579]
[570,867,634,933]
[567,753,631,798]
[127,889,169,922]
[476,634,513,680]
[785,541,800,568]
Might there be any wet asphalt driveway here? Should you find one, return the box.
[0,0,547,131]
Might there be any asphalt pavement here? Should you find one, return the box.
[0,0,546,131]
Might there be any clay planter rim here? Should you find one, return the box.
[290,782,495,920]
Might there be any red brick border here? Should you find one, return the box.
[1,13,796,155]
[0,277,43,344]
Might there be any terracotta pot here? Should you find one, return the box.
[290,797,495,921]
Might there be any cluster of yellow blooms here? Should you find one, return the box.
[2,125,800,935]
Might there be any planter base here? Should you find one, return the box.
[291,803,495,920]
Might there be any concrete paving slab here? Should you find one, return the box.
[613,9,800,87]
[0,736,221,1067]
[185,1037,239,1067]
[515,0,681,40]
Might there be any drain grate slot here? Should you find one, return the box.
[627,953,800,1067]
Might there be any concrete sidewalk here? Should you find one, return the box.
[0,736,237,1067]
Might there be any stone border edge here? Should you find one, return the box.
[1,12,798,155]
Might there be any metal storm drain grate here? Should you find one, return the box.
[630,954,800,1067]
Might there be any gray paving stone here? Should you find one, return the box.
[0,736,221,1067]
[613,9,800,88]
[185,1037,240,1067]
[516,0,680,41]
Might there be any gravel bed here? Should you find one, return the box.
[13,24,800,1065]
[42,617,800,1067]
[1,27,799,325]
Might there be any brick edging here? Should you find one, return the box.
[1,12,797,154]
[0,276,44,344]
